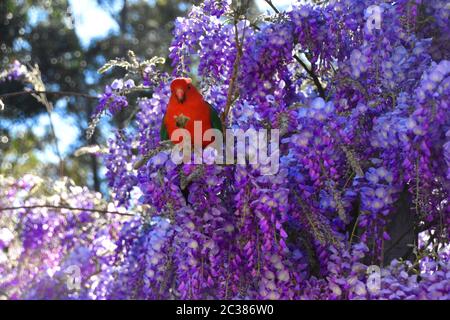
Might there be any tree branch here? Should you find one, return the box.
[263,0,326,98]
[221,16,244,128]
[133,140,174,169]
[0,205,134,217]
[293,55,326,98]
[264,0,280,14]
[0,90,98,100]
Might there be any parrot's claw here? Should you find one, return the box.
[174,113,190,128]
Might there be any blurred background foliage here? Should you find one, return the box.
[0,0,194,193]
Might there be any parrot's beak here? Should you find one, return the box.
[175,88,185,103]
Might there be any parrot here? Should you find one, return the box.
[160,77,223,203]
[160,77,222,147]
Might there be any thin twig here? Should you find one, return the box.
[221,16,245,128]
[349,212,360,245]
[133,140,174,169]
[46,111,65,176]
[25,65,66,177]
[264,0,279,13]
[0,90,98,100]
[293,55,326,98]
[0,205,134,217]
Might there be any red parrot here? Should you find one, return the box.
[160,78,222,147]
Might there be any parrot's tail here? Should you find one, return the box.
[181,188,189,203]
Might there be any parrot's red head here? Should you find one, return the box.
[170,77,201,104]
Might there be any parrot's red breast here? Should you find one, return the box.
[163,78,218,147]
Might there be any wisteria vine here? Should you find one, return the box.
[0,0,449,300]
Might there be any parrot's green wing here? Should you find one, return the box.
[160,118,169,141]
[208,102,223,133]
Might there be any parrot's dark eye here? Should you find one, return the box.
[187,85,191,90]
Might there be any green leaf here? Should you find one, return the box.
[97,59,131,74]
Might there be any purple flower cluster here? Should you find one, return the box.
[202,0,231,18]
[104,130,137,207]
[299,243,450,300]
[0,174,123,299]
[0,60,28,82]
[169,4,237,91]
[93,80,130,117]
[239,22,294,123]
[445,129,450,181]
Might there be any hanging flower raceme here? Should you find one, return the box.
[0,175,126,299]
[104,130,137,207]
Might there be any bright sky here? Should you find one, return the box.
[68,0,119,47]
[257,0,293,12]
